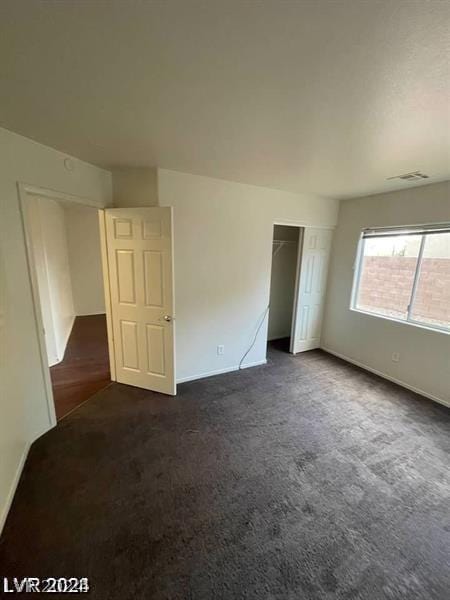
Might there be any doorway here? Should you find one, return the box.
[267,223,334,357]
[25,195,110,419]
[21,187,177,427]
[268,224,301,353]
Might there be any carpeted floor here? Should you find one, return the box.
[1,344,449,599]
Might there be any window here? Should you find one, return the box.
[351,225,450,332]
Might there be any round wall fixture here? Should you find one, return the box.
[64,158,75,172]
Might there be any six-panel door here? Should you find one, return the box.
[105,207,175,395]
[291,227,333,353]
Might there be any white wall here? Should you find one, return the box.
[65,205,105,316]
[0,127,111,531]
[27,198,59,366]
[112,167,158,207]
[26,200,105,368]
[322,181,450,406]
[268,225,299,340]
[27,197,75,365]
[158,169,339,382]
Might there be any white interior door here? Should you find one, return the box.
[104,207,176,395]
[291,227,333,353]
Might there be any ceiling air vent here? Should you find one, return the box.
[387,171,429,182]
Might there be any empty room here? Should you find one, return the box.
[0,2,449,599]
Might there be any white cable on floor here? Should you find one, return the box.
[239,305,270,370]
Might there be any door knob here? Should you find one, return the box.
[163,315,172,322]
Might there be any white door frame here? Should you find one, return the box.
[270,220,334,355]
[18,182,111,428]
[289,228,304,354]
[98,211,116,382]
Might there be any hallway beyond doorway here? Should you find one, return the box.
[50,315,110,419]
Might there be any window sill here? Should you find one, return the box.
[349,307,450,335]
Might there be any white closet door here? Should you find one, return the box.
[291,228,333,353]
[104,207,176,395]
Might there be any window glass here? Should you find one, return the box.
[410,232,450,329]
[355,235,422,320]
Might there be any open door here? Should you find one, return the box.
[291,227,332,353]
[103,207,176,395]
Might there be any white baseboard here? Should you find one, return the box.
[321,346,449,409]
[177,359,267,384]
[1,420,56,534]
[0,442,30,534]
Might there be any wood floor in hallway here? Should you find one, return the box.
[50,314,110,420]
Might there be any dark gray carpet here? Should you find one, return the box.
[1,342,449,599]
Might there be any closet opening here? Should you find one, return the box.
[268,224,302,353]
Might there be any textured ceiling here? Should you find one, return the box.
[0,0,449,198]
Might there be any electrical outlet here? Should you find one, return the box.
[217,345,224,356]
[391,352,400,363]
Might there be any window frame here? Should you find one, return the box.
[350,225,450,335]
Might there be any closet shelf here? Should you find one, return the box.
[272,239,297,258]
